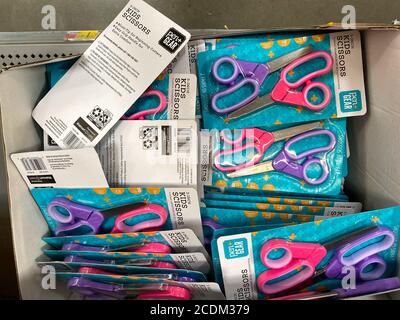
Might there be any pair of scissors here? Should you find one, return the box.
[211,45,314,115]
[122,89,167,120]
[68,277,191,300]
[257,225,395,295]
[78,267,195,282]
[214,121,321,173]
[48,197,168,236]
[65,255,177,269]
[273,277,400,300]
[227,128,337,186]
[62,242,172,254]
[215,49,334,120]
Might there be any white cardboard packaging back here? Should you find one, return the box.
[2,30,400,300]
[32,0,191,149]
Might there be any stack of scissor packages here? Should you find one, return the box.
[9,1,400,300]
[190,30,400,300]
[31,187,224,300]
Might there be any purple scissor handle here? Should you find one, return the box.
[210,46,314,114]
[47,197,168,236]
[202,218,224,245]
[272,129,336,185]
[211,57,265,113]
[325,226,395,281]
[48,198,104,236]
[62,242,172,254]
[68,277,191,300]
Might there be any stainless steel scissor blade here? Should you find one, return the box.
[266,45,314,73]
[227,161,275,178]
[227,94,275,120]
[272,121,322,142]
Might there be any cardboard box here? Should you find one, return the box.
[1,27,400,299]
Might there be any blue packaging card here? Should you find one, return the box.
[198,31,366,130]
[204,192,359,210]
[204,186,349,201]
[44,250,210,274]
[40,261,207,282]
[209,119,347,196]
[32,187,203,239]
[213,206,400,300]
[202,199,358,216]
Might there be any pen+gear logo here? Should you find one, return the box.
[139,126,159,150]
[87,106,113,130]
[158,28,186,53]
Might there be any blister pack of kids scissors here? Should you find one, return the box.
[203,119,347,196]
[39,261,208,282]
[203,192,361,211]
[201,208,324,246]
[43,249,211,274]
[56,271,225,300]
[32,187,203,241]
[43,228,210,260]
[202,200,359,216]
[197,30,366,130]
[204,32,317,51]
[213,206,400,300]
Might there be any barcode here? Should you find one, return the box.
[21,157,47,171]
[63,131,85,149]
[177,128,192,153]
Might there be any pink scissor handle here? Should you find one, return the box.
[260,239,326,269]
[122,89,167,120]
[137,285,191,300]
[133,243,172,254]
[213,128,274,172]
[111,204,168,233]
[271,51,333,111]
[258,239,327,294]
[257,259,315,295]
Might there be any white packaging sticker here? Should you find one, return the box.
[330,30,367,118]
[96,120,198,187]
[32,0,191,149]
[199,130,213,187]
[170,252,210,274]
[179,282,226,300]
[11,148,109,189]
[160,229,210,262]
[167,73,197,120]
[333,201,362,212]
[217,233,257,300]
[323,207,356,217]
[165,188,204,242]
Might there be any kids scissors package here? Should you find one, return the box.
[56,272,226,300]
[213,206,400,300]
[39,262,208,282]
[32,187,203,241]
[201,207,331,245]
[43,228,210,260]
[198,30,366,130]
[43,249,211,274]
[202,119,347,196]
[202,199,358,216]
[203,192,361,211]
